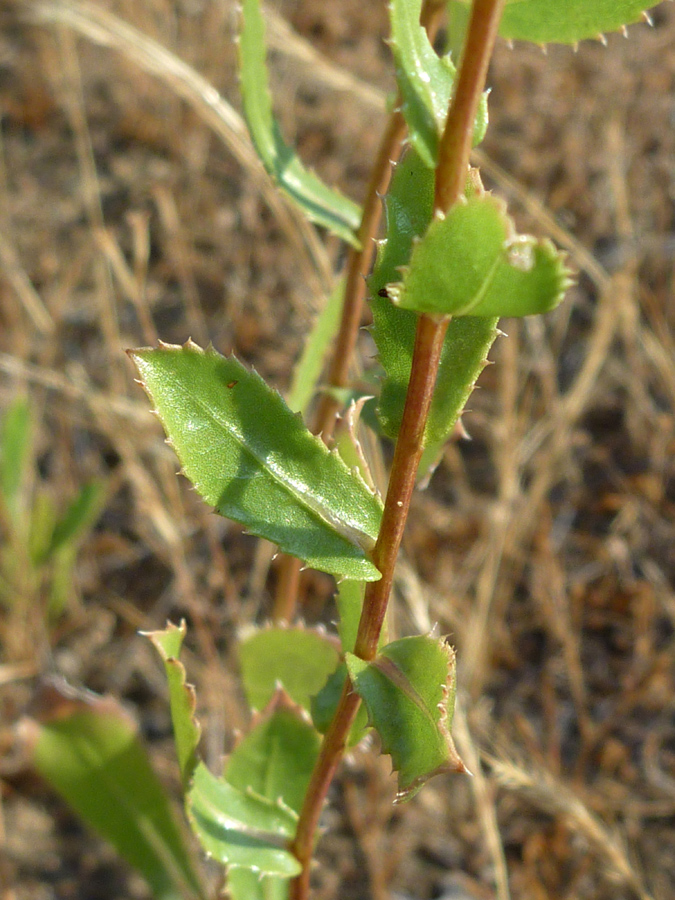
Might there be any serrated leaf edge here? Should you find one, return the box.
[129,341,383,579]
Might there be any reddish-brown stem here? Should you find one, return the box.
[289,1,505,894]
[272,112,406,623]
[435,0,505,213]
[354,313,449,657]
[272,2,450,625]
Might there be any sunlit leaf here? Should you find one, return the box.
[448,0,663,44]
[239,0,361,243]
[389,0,488,168]
[146,622,201,788]
[346,635,464,799]
[391,194,571,318]
[130,343,383,581]
[187,762,301,877]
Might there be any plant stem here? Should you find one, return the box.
[289,1,505,894]
[435,0,505,214]
[272,1,449,625]
[272,112,406,623]
[354,313,449,657]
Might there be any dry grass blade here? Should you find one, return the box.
[486,752,654,900]
[0,230,54,334]
[19,0,332,291]
[453,698,510,900]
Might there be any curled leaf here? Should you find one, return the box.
[346,635,465,799]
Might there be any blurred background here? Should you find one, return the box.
[1,2,674,898]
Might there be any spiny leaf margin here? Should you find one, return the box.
[130,342,383,581]
[346,634,465,800]
[145,621,201,788]
[448,0,664,45]
[391,193,572,318]
[187,762,301,877]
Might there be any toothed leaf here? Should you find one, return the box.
[130,344,383,581]
[369,151,499,477]
[389,0,488,168]
[448,0,663,44]
[391,194,571,317]
[225,692,320,815]
[29,686,205,900]
[239,0,360,244]
[239,626,340,713]
[146,622,201,788]
[187,763,301,877]
[346,636,464,800]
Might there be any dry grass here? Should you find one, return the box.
[1,2,675,899]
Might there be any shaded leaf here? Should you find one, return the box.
[391,194,571,317]
[449,0,664,45]
[239,0,361,243]
[311,663,371,747]
[389,0,488,168]
[369,151,499,477]
[346,635,464,799]
[227,868,289,900]
[130,343,383,581]
[335,579,365,654]
[146,622,201,787]
[239,625,340,713]
[187,762,300,877]
[224,689,320,815]
[27,681,205,900]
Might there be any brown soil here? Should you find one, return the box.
[1,2,675,900]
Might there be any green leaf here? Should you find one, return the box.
[0,396,32,522]
[130,343,383,581]
[187,762,301,877]
[287,278,345,416]
[369,152,500,477]
[239,0,361,244]
[311,663,371,747]
[29,684,205,900]
[335,579,365,654]
[346,635,465,800]
[449,0,662,44]
[146,622,201,788]
[389,0,488,168]
[45,481,104,560]
[239,625,341,713]
[227,868,289,900]
[225,690,320,815]
[391,194,571,317]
